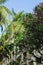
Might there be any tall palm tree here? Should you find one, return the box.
[0,0,13,65]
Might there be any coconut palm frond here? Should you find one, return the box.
[0,0,7,4]
[0,5,11,32]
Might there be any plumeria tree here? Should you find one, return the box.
[21,3,43,65]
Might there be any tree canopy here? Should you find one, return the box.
[0,1,43,65]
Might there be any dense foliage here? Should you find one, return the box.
[0,0,43,65]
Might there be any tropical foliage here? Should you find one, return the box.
[0,0,43,65]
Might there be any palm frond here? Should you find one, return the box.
[0,0,7,4]
[0,5,11,32]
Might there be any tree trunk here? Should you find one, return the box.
[20,52,23,65]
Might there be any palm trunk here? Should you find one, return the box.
[20,52,23,65]
[14,46,17,61]
[26,52,29,65]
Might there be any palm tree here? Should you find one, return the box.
[0,0,13,65]
[0,7,25,64]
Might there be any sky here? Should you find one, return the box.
[3,0,43,13]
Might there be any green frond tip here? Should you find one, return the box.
[0,0,7,4]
